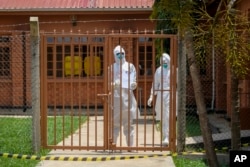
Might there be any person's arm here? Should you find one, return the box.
[130,64,137,90]
[147,68,159,106]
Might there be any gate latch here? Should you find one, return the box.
[97,92,111,101]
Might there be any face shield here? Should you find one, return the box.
[160,53,170,69]
[113,45,126,64]
[115,52,125,60]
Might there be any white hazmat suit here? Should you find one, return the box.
[110,45,138,147]
[147,53,170,145]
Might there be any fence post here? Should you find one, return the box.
[30,17,40,153]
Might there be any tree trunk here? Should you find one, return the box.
[230,71,241,150]
[177,32,186,153]
[185,29,219,167]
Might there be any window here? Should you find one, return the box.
[46,36,104,78]
[0,36,11,77]
[138,38,153,76]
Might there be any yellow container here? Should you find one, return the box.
[84,56,101,76]
[64,56,82,76]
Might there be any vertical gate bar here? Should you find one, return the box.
[77,36,82,148]
[86,36,90,148]
[107,36,114,150]
[169,36,177,152]
[62,39,65,148]
[53,37,57,146]
[94,39,98,149]
[160,37,164,149]
[135,37,139,148]
[137,38,141,150]
[103,35,109,149]
[111,37,115,149]
[169,36,173,151]
[143,37,147,148]
[128,42,131,150]
[174,35,178,151]
[152,36,156,148]
[144,35,150,147]
[107,37,110,149]
[119,37,122,147]
[110,38,116,147]
[152,38,156,149]
[143,35,148,149]
[59,36,65,146]
[70,37,74,147]
[173,35,177,151]
[110,41,114,149]
[63,38,68,147]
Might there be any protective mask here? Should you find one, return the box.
[163,63,168,69]
[116,52,124,60]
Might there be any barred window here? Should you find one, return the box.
[46,36,104,78]
[138,37,153,76]
[0,36,11,77]
[138,45,153,76]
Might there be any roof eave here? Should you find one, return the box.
[0,8,153,12]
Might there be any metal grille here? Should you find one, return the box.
[40,33,178,152]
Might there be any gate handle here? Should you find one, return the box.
[97,92,111,97]
[97,93,111,102]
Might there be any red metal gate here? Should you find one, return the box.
[40,33,177,152]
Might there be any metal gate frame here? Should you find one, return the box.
[40,33,177,152]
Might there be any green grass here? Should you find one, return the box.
[173,156,207,167]
[0,116,87,167]
[0,117,36,167]
[186,115,201,137]
[0,114,211,167]
[173,156,229,167]
[47,116,88,145]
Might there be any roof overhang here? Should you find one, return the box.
[0,7,152,12]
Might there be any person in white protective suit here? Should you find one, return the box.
[110,45,138,147]
[147,53,171,145]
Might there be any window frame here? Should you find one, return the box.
[46,36,105,79]
[0,35,11,79]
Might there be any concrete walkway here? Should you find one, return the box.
[36,116,176,167]
[37,151,175,167]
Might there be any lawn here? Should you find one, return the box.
[0,115,219,167]
[173,156,207,167]
[186,115,201,137]
[173,156,229,167]
[0,116,87,167]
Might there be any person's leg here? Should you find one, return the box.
[123,126,134,147]
[123,116,134,147]
[113,110,121,145]
[162,117,169,145]
[113,125,120,144]
[162,95,170,145]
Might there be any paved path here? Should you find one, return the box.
[37,116,176,167]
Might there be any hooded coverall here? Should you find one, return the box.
[110,45,138,147]
[147,53,170,145]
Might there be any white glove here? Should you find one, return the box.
[147,95,153,107]
[112,79,120,88]
[130,82,137,90]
